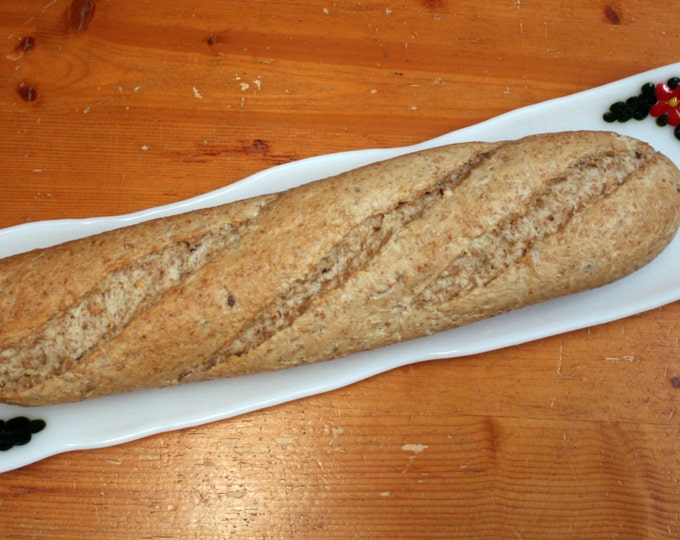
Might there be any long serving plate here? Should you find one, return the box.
[2,62,680,472]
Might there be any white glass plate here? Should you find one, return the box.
[2,62,680,472]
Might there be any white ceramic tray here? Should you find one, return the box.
[2,62,680,472]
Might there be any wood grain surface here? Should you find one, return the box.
[1,0,680,538]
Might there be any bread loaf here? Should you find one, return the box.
[1,131,680,406]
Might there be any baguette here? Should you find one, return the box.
[1,131,680,406]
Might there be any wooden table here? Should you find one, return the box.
[1,1,680,537]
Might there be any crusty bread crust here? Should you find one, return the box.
[1,131,679,406]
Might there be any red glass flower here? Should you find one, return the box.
[650,83,680,126]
